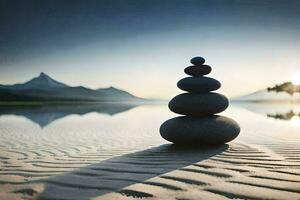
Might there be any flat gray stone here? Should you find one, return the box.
[190,57,205,65]
[169,93,229,116]
[160,115,240,145]
[184,65,212,76]
[177,77,221,92]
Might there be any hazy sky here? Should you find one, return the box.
[1,0,300,98]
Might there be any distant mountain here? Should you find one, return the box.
[233,82,300,103]
[0,73,146,103]
[267,82,300,95]
[0,72,68,90]
[97,86,142,101]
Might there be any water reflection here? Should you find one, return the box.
[0,103,140,128]
[267,110,300,120]
[233,102,300,122]
[2,102,300,128]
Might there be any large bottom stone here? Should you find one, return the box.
[160,115,240,145]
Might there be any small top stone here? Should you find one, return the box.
[190,57,205,65]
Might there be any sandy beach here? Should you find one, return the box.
[0,104,299,199]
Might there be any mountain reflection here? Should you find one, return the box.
[267,110,300,120]
[233,102,300,122]
[0,103,139,128]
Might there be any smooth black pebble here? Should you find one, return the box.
[169,93,229,116]
[190,57,205,65]
[160,115,240,145]
[184,65,212,76]
[177,77,221,93]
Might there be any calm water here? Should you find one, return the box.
[0,103,299,149]
[0,102,299,192]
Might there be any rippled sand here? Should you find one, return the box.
[96,143,300,200]
[0,104,299,199]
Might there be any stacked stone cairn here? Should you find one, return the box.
[160,56,240,145]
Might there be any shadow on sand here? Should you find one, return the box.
[34,144,228,200]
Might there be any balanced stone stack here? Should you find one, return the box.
[160,56,240,145]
